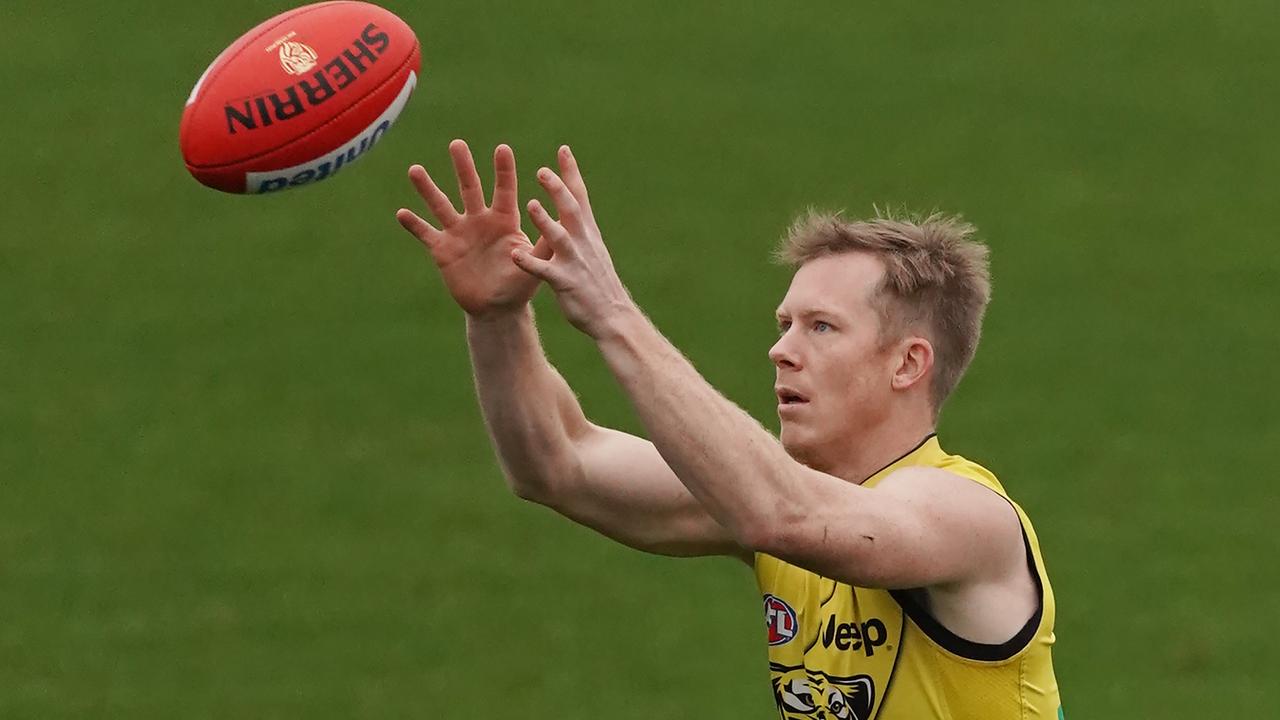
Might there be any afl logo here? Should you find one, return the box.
[763,594,798,646]
[278,40,319,75]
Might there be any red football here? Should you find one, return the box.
[180,1,421,194]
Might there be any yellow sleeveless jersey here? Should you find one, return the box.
[754,435,1061,719]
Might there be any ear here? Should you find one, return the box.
[890,335,934,393]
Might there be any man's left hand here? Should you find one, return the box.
[511,146,638,339]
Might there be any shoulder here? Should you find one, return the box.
[876,466,1025,578]
[876,465,1006,507]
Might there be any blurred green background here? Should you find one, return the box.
[3,0,1278,717]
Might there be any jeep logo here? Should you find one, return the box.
[820,615,887,657]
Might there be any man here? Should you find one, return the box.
[395,141,1061,719]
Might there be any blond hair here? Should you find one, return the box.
[775,210,991,412]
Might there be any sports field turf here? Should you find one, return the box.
[3,1,1277,717]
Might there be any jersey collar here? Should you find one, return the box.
[863,434,944,487]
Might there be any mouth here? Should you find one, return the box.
[775,387,809,406]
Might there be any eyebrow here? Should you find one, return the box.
[774,306,847,321]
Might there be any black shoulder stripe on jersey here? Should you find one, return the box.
[889,524,1044,663]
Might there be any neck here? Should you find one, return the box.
[811,407,936,484]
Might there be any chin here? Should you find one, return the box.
[779,426,819,467]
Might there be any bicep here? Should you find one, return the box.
[546,424,748,560]
[769,468,1024,589]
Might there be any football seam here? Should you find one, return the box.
[187,39,419,172]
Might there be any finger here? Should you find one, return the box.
[407,165,461,228]
[490,144,518,216]
[536,167,586,236]
[448,139,486,213]
[395,208,441,250]
[511,246,564,287]
[556,145,594,216]
[526,199,574,254]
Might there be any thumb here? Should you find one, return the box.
[396,208,441,252]
[511,247,560,285]
[530,235,554,260]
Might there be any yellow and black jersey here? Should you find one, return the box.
[755,435,1061,719]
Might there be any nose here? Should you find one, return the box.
[769,331,801,370]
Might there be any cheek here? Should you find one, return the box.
[840,371,879,404]
[826,352,891,406]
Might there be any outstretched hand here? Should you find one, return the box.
[511,146,637,339]
[396,140,552,318]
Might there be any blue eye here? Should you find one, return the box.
[814,321,831,333]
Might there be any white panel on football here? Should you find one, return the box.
[245,70,418,194]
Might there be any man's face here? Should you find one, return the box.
[769,252,897,468]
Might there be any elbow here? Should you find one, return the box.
[502,452,582,508]
[503,469,560,506]
[729,468,820,555]
[732,501,805,557]
[738,518,804,559]
[508,476,551,504]
[736,522,779,555]
[504,422,595,506]
[737,502,884,585]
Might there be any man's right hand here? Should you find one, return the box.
[396,141,744,563]
[396,140,552,318]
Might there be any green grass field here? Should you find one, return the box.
[3,1,1278,717]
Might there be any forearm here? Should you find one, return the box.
[467,306,590,500]
[593,308,799,546]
